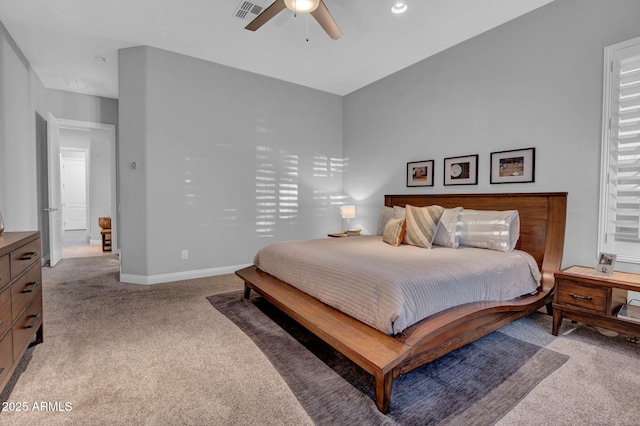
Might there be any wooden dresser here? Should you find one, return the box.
[0,231,43,393]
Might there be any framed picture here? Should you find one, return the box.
[407,160,434,187]
[490,147,535,184]
[595,252,616,276]
[443,155,478,186]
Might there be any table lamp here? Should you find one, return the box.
[341,205,356,231]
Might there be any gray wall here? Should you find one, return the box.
[343,0,640,272]
[0,19,46,233]
[118,46,344,283]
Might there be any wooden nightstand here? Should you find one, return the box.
[552,265,640,336]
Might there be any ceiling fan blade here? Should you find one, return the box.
[245,0,287,32]
[310,1,342,40]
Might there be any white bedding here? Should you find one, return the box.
[253,235,541,335]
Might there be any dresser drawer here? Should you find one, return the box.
[10,263,41,321]
[0,331,13,385]
[10,238,40,280]
[12,289,42,361]
[556,279,608,312]
[0,287,11,338]
[0,255,9,291]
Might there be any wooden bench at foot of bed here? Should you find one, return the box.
[237,192,567,413]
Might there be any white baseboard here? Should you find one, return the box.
[119,263,252,285]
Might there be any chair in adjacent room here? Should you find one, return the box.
[99,217,112,252]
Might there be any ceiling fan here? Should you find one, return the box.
[245,0,342,40]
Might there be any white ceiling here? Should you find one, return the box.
[0,0,554,99]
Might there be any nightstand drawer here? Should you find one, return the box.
[556,279,608,312]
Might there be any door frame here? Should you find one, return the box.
[49,118,117,257]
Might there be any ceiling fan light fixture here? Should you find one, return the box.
[391,2,408,14]
[284,0,320,14]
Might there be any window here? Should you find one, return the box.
[599,36,640,264]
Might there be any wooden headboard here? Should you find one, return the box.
[385,192,567,290]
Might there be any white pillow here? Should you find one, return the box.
[376,206,396,236]
[432,207,463,248]
[458,209,520,252]
[393,205,406,219]
[403,204,445,249]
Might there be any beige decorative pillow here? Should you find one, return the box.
[382,218,406,247]
[433,207,463,248]
[458,209,520,252]
[376,206,396,236]
[403,204,445,249]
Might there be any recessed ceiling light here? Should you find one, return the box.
[391,2,408,14]
[94,56,106,63]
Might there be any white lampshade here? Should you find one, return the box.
[341,205,356,219]
[284,0,320,13]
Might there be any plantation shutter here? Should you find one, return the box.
[601,38,640,262]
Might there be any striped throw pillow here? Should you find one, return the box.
[382,218,406,246]
[404,204,445,249]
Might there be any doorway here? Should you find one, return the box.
[44,116,117,263]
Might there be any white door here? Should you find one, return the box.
[61,157,87,230]
[47,113,62,266]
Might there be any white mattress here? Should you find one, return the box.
[254,235,541,335]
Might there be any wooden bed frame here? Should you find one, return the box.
[236,192,567,413]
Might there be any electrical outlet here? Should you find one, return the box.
[181,249,189,260]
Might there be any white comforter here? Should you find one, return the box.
[254,235,541,335]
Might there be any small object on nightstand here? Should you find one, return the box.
[595,252,616,276]
[346,229,361,236]
[618,304,640,324]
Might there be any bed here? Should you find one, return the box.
[236,192,567,413]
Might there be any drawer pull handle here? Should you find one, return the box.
[0,320,3,327]
[22,281,39,293]
[25,314,41,329]
[569,293,592,301]
[20,252,37,260]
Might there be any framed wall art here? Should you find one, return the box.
[490,147,535,184]
[407,160,434,187]
[443,154,478,186]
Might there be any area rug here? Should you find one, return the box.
[208,292,568,426]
